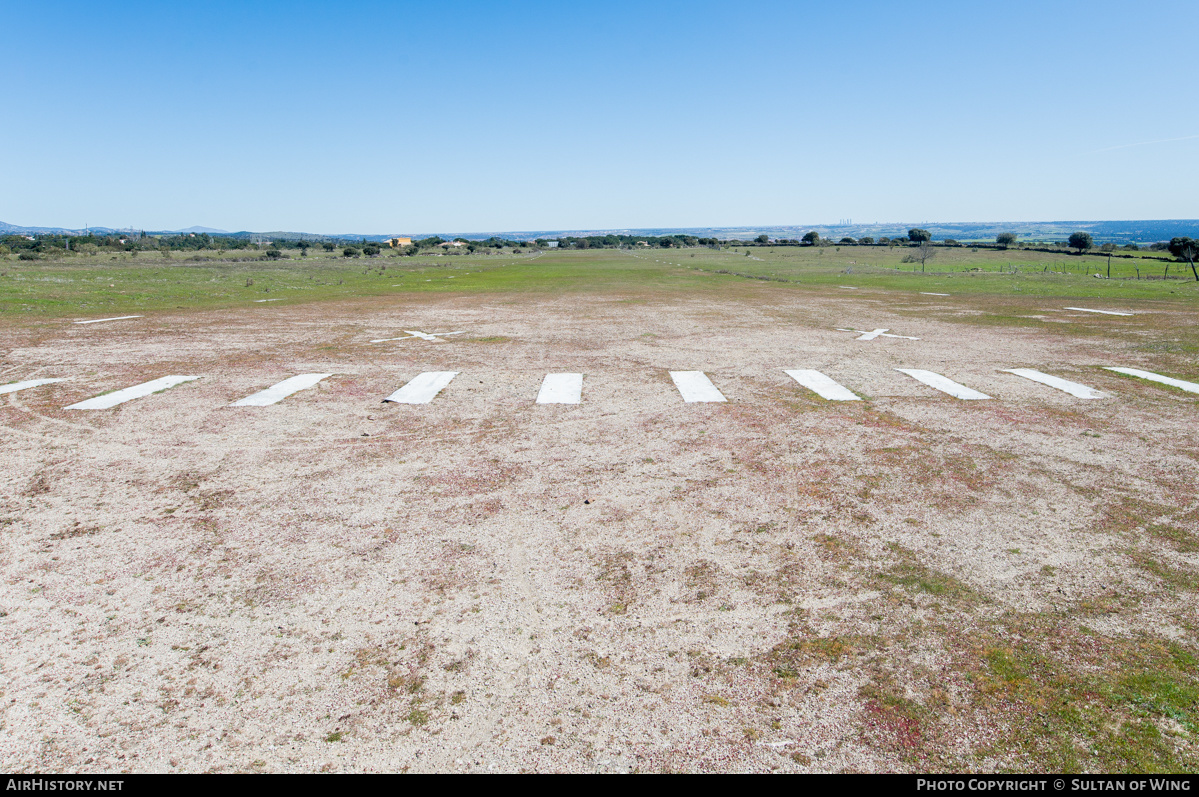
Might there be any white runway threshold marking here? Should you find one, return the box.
[74,315,142,325]
[230,373,333,407]
[0,378,67,395]
[1104,367,1199,395]
[896,369,991,400]
[536,373,583,404]
[384,372,459,404]
[1064,307,1133,316]
[670,371,727,403]
[65,375,200,410]
[784,369,861,401]
[1002,369,1105,399]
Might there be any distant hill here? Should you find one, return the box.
[0,221,119,235]
[4,219,1198,246]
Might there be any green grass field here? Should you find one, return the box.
[3,246,1196,320]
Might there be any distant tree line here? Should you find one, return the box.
[3,228,1194,269]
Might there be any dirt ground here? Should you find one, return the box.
[2,286,1197,772]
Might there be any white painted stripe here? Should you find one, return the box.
[229,373,333,407]
[785,370,861,401]
[857,328,889,341]
[253,299,282,303]
[921,292,950,296]
[838,285,858,289]
[670,371,727,403]
[383,371,458,404]
[0,378,67,395]
[65,375,200,410]
[1104,367,1199,395]
[1064,307,1133,316]
[74,315,142,325]
[896,369,991,400]
[1003,369,1105,399]
[536,373,583,404]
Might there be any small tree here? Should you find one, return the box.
[1068,232,1093,254]
[908,228,931,242]
[839,237,856,245]
[322,242,336,252]
[363,245,381,257]
[755,234,769,244]
[915,241,936,271]
[859,236,875,245]
[343,247,359,258]
[801,231,820,246]
[1168,237,1199,281]
[996,232,1017,248]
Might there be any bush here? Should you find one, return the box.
[362,245,381,257]
[265,249,283,259]
[18,252,39,261]
[343,247,359,258]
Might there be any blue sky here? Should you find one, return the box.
[4,0,1196,234]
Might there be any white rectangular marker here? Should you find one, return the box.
[670,371,727,403]
[1064,307,1133,316]
[74,315,143,325]
[784,369,861,401]
[229,373,333,407]
[1104,367,1199,395]
[921,292,950,296]
[0,378,67,395]
[536,373,583,404]
[896,369,991,400]
[65,375,200,410]
[383,371,459,404]
[1002,369,1105,399]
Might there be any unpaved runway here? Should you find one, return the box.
[2,290,1197,772]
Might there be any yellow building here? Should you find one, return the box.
[386,236,412,248]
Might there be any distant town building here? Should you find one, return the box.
[386,237,412,248]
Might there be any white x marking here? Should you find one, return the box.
[370,330,466,343]
[835,327,921,341]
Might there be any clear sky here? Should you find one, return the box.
[4,0,1196,234]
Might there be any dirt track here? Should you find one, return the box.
[2,289,1197,772]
